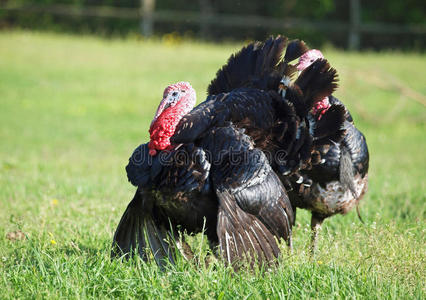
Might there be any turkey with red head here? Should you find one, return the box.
[112,81,294,269]
[286,49,370,251]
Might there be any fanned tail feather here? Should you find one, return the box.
[284,39,309,63]
[208,36,308,95]
[289,59,339,117]
[277,59,343,173]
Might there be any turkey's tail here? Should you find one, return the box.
[208,36,308,95]
[111,191,175,269]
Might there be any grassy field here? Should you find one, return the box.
[0,31,425,299]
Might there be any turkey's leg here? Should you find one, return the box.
[175,234,217,268]
[287,232,293,254]
[310,214,324,255]
[287,208,295,254]
[173,233,195,261]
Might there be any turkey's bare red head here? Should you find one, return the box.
[298,49,331,118]
[148,81,196,156]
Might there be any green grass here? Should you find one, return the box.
[0,31,425,299]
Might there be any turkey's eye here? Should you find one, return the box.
[172,91,178,97]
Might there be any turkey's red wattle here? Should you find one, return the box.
[312,97,330,119]
[148,82,196,156]
[148,106,184,155]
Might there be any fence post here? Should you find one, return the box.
[140,0,155,36]
[348,0,360,50]
[199,0,213,38]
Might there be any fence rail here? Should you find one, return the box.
[1,2,425,49]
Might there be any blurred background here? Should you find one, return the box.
[0,0,425,50]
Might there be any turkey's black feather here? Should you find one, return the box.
[205,126,293,265]
[208,36,293,95]
[216,189,280,266]
[284,39,309,62]
[126,143,154,187]
[126,143,211,194]
[289,59,339,117]
[314,104,346,139]
[171,88,276,145]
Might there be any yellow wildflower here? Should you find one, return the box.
[50,239,57,245]
[51,199,59,206]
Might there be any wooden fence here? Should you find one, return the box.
[1,0,425,50]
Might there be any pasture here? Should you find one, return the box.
[0,31,425,299]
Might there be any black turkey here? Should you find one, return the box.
[285,49,370,251]
[112,82,294,269]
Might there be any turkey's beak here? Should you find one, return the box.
[150,98,169,128]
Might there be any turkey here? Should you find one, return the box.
[111,81,295,269]
[286,49,370,251]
